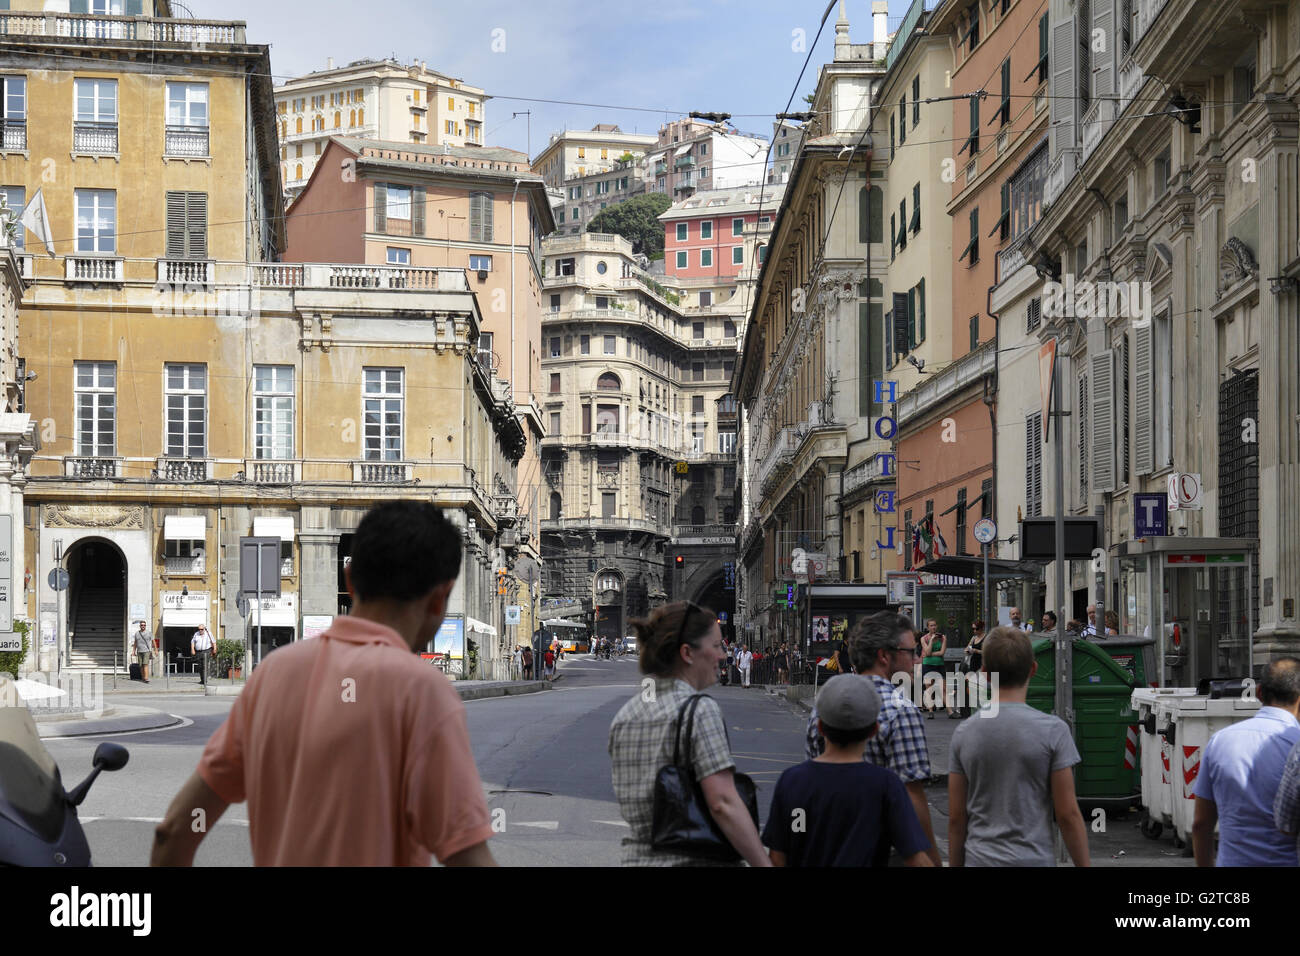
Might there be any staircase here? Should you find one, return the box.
[68,588,126,669]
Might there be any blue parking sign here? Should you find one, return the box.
[1134,493,1167,538]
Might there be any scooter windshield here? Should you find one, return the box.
[0,685,67,843]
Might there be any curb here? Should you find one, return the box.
[36,704,183,739]
[457,681,549,701]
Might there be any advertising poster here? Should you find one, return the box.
[436,617,465,661]
[812,616,830,641]
[302,615,333,640]
[918,589,978,651]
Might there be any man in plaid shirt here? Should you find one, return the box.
[1275,737,1300,852]
[805,611,941,865]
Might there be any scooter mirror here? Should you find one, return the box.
[93,742,129,772]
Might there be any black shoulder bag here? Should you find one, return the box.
[651,694,760,863]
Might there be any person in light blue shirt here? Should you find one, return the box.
[1193,657,1300,867]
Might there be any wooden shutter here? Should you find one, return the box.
[165,192,186,259]
[412,185,426,236]
[1050,19,1076,157]
[469,192,482,241]
[907,287,916,349]
[1027,296,1041,332]
[374,183,387,233]
[187,192,207,260]
[481,192,494,242]
[1078,371,1089,504]
[918,278,926,342]
[1133,322,1153,474]
[1091,349,1116,493]
[1026,414,1043,517]
[1093,0,1114,98]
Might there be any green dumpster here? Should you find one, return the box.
[1090,635,1157,688]
[1026,638,1141,807]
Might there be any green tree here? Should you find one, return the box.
[586,193,673,257]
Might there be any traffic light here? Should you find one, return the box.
[675,555,684,569]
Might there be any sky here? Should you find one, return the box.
[204,0,916,161]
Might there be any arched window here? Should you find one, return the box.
[334,111,341,129]
[597,372,620,391]
[859,185,884,243]
[691,506,706,525]
[549,492,561,521]
[295,117,302,134]
[358,107,364,125]
[295,163,303,181]
[350,109,356,127]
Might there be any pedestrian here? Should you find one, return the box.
[1040,611,1057,633]
[948,627,1090,867]
[1193,657,1300,867]
[739,645,753,688]
[133,621,153,684]
[512,645,523,679]
[763,675,933,867]
[804,611,943,866]
[1081,605,1099,639]
[522,646,533,680]
[1104,610,1120,636]
[920,620,955,718]
[608,601,770,867]
[1274,724,1300,856]
[1007,608,1031,632]
[543,647,556,681]
[151,500,496,866]
[777,642,790,684]
[1065,619,1083,635]
[190,624,214,686]
[960,621,987,717]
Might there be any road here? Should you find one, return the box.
[41,653,811,867]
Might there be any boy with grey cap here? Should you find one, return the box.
[762,675,933,867]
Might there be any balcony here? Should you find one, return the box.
[541,516,664,535]
[250,262,468,291]
[754,426,798,494]
[352,461,414,484]
[163,555,205,575]
[896,342,997,427]
[64,456,121,479]
[72,121,118,154]
[843,454,893,498]
[1119,57,1145,112]
[156,457,211,482]
[0,13,247,43]
[672,524,737,541]
[158,259,214,285]
[996,231,1032,286]
[65,256,124,283]
[492,494,519,526]
[654,162,668,176]
[1132,0,1169,50]
[165,125,209,158]
[1080,99,1115,165]
[0,119,26,151]
[674,155,696,169]
[244,459,300,484]
[1044,154,1066,209]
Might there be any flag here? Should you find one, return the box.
[930,515,949,557]
[20,188,55,257]
[911,524,924,568]
[917,518,933,560]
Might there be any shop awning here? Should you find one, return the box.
[917,555,1043,581]
[674,144,692,157]
[162,608,207,628]
[253,516,295,542]
[466,617,497,637]
[164,515,206,540]
[249,595,297,628]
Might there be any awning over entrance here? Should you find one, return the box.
[253,516,295,542]
[164,515,206,540]
[917,555,1043,581]
[162,609,207,628]
[248,593,297,627]
[466,617,497,637]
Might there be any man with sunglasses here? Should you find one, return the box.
[804,611,942,866]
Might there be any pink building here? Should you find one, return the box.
[659,185,784,280]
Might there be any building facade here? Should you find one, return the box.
[644,118,768,201]
[555,157,648,236]
[533,125,658,190]
[275,58,488,200]
[659,185,782,282]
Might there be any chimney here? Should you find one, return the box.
[327,57,335,71]
[873,1,889,59]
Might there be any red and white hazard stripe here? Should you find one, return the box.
[1123,725,1139,770]
[1182,745,1202,800]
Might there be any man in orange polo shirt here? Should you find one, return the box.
[151,501,496,867]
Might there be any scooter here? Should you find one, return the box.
[0,700,129,866]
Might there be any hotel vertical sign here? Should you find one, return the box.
[0,515,12,632]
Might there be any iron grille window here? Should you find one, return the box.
[1218,370,1258,539]
[980,478,992,519]
[956,488,968,555]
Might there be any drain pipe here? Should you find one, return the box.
[509,179,523,398]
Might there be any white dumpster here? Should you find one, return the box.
[1131,687,1198,837]
[1167,693,1261,849]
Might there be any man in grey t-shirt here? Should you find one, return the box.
[948,627,1090,867]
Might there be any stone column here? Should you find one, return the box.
[1252,99,1300,658]
[298,505,340,620]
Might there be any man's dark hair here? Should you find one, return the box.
[1259,657,1300,707]
[982,626,1035,687]
[1042,611,1057,628]
[349,501,462,602]
[821,722,876,747]
[846,612,914,673]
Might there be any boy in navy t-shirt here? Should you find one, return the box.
[762,675,933,867]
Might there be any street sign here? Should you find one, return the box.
[235,592,250,618]
[972,517,997,545]
[1134,493,1167,538]
[47,568,69,591]
[505,605,521,625]
[1167,472,1203,511]
[675,461,688,474]
[239,537,282,597]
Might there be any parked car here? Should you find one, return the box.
[623,635,637,655]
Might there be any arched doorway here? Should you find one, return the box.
[692,572,736,645]
[65,538,127,669]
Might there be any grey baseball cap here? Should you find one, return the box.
[817,674,882,731]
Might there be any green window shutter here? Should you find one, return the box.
[907,287,916,349]
[918,278,926,343]
[412,186,426,236]
[859,187,869,244]
[187,192,207,259]
[374,183,387,233]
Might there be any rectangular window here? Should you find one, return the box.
[692,395,705,415]
[595,296,609,310]
[469,254,492,271]
[700,220,713,239]
[164,191,207,260]
[2,74,26,126]
[550,293,561,313]
[580,335,590,354]
[550,337,561,358]
[165,363,206,458]
[700,248,713,268]
[362,367,403,461]
[899,95,906,144]
[253,365,293,460]
[386,247,411,265]
[1153,147,1171,199]
[1025,413,1043,517]
[959,207,978,264]
[1008,144,1047,241]
[549,373,560,394]
[956,488,968,555]
[732,217,744,236]
[166,82,208,127]
[1114,193,1129,235]
[912,75,920,124]
[602,492,616,518]
[732,246,743,265]
[692,363,704,382]
[718,431,736,455]
[693,322,704,340]
[386,184,412,221]
[1027,296,1042,332]
[556,257,575,276]
[963,94,980,156]
[998,59,1011,126]
[969,315,979,352]
[701,291,713,308]
[676,251,687,269]
[0,185,23,250]
[75,189,116,254]
[549,411,560,435]
[604,335,616,355]
[74,361,115,457]
[981,478,993,519]
[1035,14,1049,84]
[910,183,921,235]
[676,222,687,241]
[890,112,895,161]
[74,78,117,153]
[469,191,494,242]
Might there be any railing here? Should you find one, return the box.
[897,343,996,427]
[65,256,124,282]
[1044,154,1066,209]
[1133,0,1169,50]
[163,555,205,575]
[158,259,214,284]
[755,426,797,492]
[672,524,737,539]
[280,557,294,577]
[541,516,664,534]
[352,461,414,483]
[492,494,519,521]
[843,453,892,497]
[64,456,120,479]
[0,14,246,44]
[1081,100,1115,165]
[72,121,118,153]
[996,231,1031,285]
[246,459,298,483]
[250,262,468,291]
[1119,57,1145,113]
[674,155,696,169]
[0,120,26,150]
[165,125,209,157]
[157,457,210,482]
